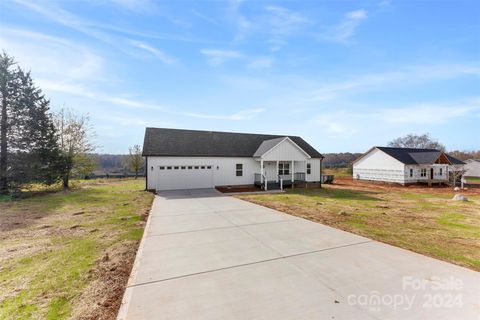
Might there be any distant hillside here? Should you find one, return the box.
[90,154,145,176]
[323,153,362,168]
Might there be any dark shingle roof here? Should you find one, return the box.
[445,154,466,165]
[376,147,464,165]
[142,128,323,158]
[253,137,285,157]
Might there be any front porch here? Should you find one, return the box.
[251,136,317,191]
[254,160,307,190]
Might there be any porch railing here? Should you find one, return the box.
[294,172,306,181]
[254,173,268,190]
[254,173,262,185]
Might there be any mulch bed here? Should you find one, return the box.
[216,186,262,193]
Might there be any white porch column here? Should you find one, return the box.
[291,160,294,183]
[260,160,264,184]
[276,161,279,182]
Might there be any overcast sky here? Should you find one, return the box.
[0,0,479,153]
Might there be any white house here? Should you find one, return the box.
[352,146,465,185]
[142,128,324,191]
[464,159,480,178]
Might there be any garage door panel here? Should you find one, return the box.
[157,166,214,190]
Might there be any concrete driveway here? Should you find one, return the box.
[118,189,480,320]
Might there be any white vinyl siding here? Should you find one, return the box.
[464,160,480,177]
[261,139,310,161]
[147,157,259,189]
[353,148,405,183]
[147,156,323,189]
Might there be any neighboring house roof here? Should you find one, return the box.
[142,128,323,158]
[407,151,442,165]
[355,146,465,165]
[444,154,466,165]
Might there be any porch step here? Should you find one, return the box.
[266,182,281,190]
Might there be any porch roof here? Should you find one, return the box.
[253,137,311,160]
[253,137,285,157]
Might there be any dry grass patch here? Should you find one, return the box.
[0,179,154,320]
[237,178,480,271]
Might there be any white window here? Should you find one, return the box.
[439,168,443,175]
[420,169,426,177]
[159,166,165,170]
[278,163,290,175]
[236,164,243,176]
[409,169,413,177]
[307,163,311,174]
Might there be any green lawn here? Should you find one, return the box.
[323,167,351,178]
[238,183,480,271]
[466,176,480,183]
[0,179,154,320]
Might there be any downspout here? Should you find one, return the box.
[145,157,148,191]
[319,158,323,188]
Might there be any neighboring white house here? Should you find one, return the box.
[352,146,465,185]
[464,159,480,178]
[142,128,324,191]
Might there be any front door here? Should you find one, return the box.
[430,168,434,179]
[264,162,278,182]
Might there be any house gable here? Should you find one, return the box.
[354,147,405,169]
[434,153,452,165]
[260,137,311,161]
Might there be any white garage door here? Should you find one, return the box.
[157,165,214,190]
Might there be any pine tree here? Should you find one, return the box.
[0,51,61,192]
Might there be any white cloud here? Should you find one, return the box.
[264,5,312,51]
[0,27,105,81]
[312,99,480,138]
[247,57,274,69]
[182,108,264,120]
[379,103,479,125]
[308,63,480,101]
[37,77,267,120]
[322,9,368,43]
[191,9,218,25]
[129,40,177,65]
[37,79,165,110]
[108,0,155,11]
[313,111,358,136]
[229,2,311,50]
[11,0,112,43]
[200,49,244,66]
[378,1,392,7]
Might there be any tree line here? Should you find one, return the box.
[0,52,144,194]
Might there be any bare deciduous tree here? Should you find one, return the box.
[388,133,445,151]
[55,109,95,189]
[126,144,144,179]
[449,165,466,188]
